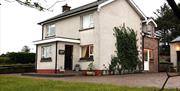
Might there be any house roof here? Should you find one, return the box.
[38,0,150,25]
[38,0,107,25]
[171,36,180,43]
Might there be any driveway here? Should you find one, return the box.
[4,73,180,88]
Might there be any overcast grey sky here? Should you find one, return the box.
[0,0,179,54]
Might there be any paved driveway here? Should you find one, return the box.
[55,73,180,88]
[4,73,180,88]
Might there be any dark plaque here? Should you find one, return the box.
[59,50,65,55]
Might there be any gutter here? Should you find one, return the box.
[38,7,98,25]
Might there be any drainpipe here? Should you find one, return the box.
[35,45,38,73]
[142,33,145,71]
[158,39,160,72]
[55,41,58,73]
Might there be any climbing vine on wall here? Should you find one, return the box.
[110,25,140,74]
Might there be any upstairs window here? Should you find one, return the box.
[80,45,94,61]
[47,24,55,37]
[146,24,154,36]
[82,14,94,29]
[41,46,52,59]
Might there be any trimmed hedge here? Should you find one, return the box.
[0,52,35,64]
[159,62,174,72]
[0,64,35,74]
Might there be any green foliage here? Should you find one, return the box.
[0,52,35,64]
[0,57,9,64]
[0,76,176,91]
[21,45,31,53]
[109,56,119,74]
[0,64,35,74]
[154,3,180,55]
[110,25,140,74]
[87,62,95,71]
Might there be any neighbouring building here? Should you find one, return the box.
[170,36,180,68]
[34,0,159,74]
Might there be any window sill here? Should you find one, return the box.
[45,35,56,39]
[40,58,52,62]
[79,57,94,62]
[79,27,94,32]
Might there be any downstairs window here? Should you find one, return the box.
[41,45,52,62]
[80,45,94,61]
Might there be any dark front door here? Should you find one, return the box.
[177,51,180,71]
[65,45,73,70]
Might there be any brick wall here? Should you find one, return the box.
[144,36,159,72]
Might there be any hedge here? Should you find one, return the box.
[0,52,35,64]
[159,62,174,72]
[0,64,35,74]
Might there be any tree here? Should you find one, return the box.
[154,3,180,55]
[167,0,180,20]
[21,45,30,53]
[4,0,66,11]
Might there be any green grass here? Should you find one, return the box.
[0,76,176,91]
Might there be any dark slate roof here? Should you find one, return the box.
[38,0,107,25]
[171,36,180,43]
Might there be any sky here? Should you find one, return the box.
[0,0,179,54]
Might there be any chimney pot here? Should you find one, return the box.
[62,4,71,12]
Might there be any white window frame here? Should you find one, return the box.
[82,14,94,29]
[80,45,94,58]
[47,24,55,37]
[146,24,155,36]
[41,45,52,59]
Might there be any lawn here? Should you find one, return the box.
[0,76,175,91]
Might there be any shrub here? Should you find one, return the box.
[159,62,174,72]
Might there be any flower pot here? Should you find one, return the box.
[86,71,95,76]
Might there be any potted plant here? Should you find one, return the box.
[74,64,81,72]
[86,62,95,76]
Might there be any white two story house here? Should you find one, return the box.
[34,0,158,74]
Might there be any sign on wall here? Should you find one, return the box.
[59,50,65,55]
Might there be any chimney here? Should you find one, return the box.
[62,4,71,12]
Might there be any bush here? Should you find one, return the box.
[159,62,174,72]
[0,57,9,64]
[0,52,35,64]
[0,64,35,74]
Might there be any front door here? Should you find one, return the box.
[177,51,180,71]
[144,49,150,71]
[65,45,73,70]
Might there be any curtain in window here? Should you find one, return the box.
[42,46,51,58]
[82,46,88,58]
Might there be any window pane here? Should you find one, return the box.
[47,24,55,36]
[82,14,94,29]
[85,47,89,58]
[83,15,90,29]
[149,50,153,59]
[81,46,89,58]
[81,45,94,59]
[81,46,85,58]
[144,49,148,61]
[90,45,93,54]
[42,46,51,58]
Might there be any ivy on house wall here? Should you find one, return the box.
[110,25,140,74]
